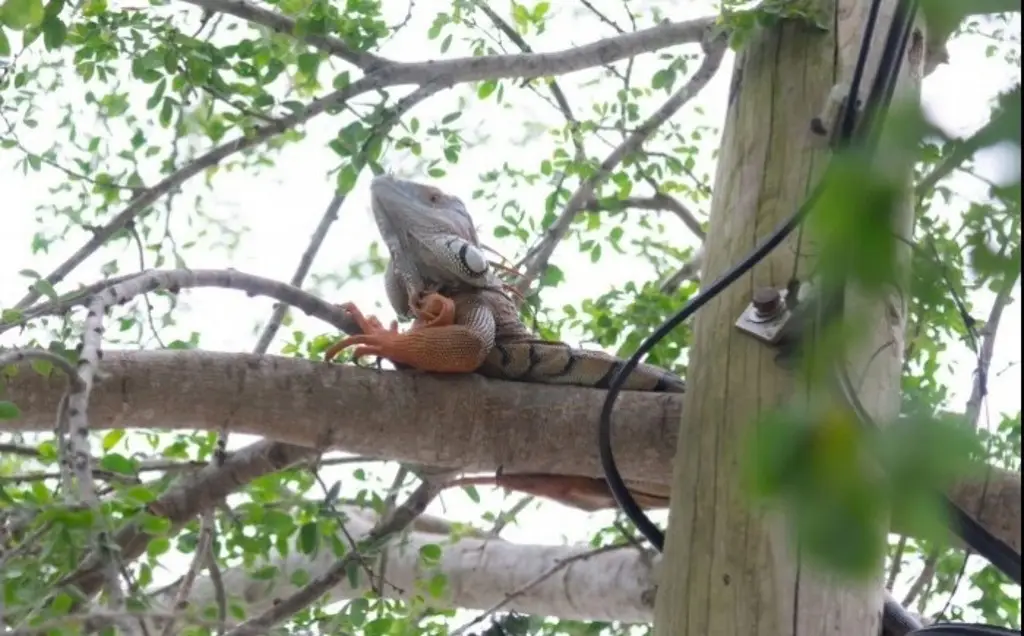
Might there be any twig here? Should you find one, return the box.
[176,0,388,71]
[963,276,1017,430]
[12,15,717,311]
[914,84,1020,201]
[224,476,447,634]
[470,0,586,163]
[515,34,726,293]
[449,542,630,635]
[158,511,215,636]
[902,549,940,607]
[886,535,909,590]
[583,192,706,240]
[658,245,705,293]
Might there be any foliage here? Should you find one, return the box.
[0,0,1020,634]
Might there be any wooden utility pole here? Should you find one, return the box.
[653,1,925,635]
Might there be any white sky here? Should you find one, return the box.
[0,0,1020,626]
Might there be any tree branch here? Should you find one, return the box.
[516,34,726,291]
[582,193,706,240]
[10,14,718,310]
[176,0,389,71]
[4,349,1019,555]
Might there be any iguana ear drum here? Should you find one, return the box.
[446,237,489,279]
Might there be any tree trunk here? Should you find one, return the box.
[653,2,924,634]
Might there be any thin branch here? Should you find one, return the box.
[658,246,705,294]
[175,0,388,71]
[158,512,216,636]
[901,549,940,607]
[583,193,706,240]
[914,84,1021,200]
[56,439,317,606]
[225,476,447,634]
[470,0,586,162]
[449,541,631,635]
[12,15,717,311]
[964,275,1018,429]
[578,0,626,33]
[515,35,726,293]
[252,82,440,351]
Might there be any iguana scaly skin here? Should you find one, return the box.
[327,175,682,508]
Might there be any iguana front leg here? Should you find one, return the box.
[325,294,496,373]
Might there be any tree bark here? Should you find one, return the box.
[653,2,924,635]
[5,350,1018,555]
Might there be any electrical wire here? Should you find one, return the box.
[910,626,1021,635]
[835,365,1023,587]
[828,0,1023,595]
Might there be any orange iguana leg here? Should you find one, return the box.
[408,291,457,329]
[324,296,487,373]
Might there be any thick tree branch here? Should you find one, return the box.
[165,505,657,624]
[158,504,926,628]
[57,439,315,603]
[4,350,1019,555]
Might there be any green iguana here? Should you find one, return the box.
[327,174,684,510]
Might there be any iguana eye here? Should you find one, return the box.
[425,188,442,204]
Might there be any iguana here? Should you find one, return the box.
[327,174,683,509]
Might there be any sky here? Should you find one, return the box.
[0,0,1020,626]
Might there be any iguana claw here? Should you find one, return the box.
[323,293,459,367]
[408,291,457,328]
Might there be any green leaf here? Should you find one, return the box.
[50,592,75,614]
[40,15,63,49]
[0,400,20,419]
[100,453,136,475]
[427,572,448,598]
[540,264,565,287]
[419,543,442,564]
[477,79,498,100]
[125,485,158,504]
[147,537,170,557]
[298,521,319,554]
[297,52,320,77]
[0,27,10,55]
[0,0,44,30]
[347,597,368,626]
[251,565,278,580]
[140,514,172,535]
[336,163,358,194]
[102,429,125,451]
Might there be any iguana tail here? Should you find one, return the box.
[478,341,686,393]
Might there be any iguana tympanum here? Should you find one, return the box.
[327,174,684,510]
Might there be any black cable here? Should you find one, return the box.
[835,365,1023,587]
[910,625,1022,635]
[597,1,1022,630]
[829,0,1023,594]
[597,0,903,553]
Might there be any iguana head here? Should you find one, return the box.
[369,174,480,248]
[370,174,496,308]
